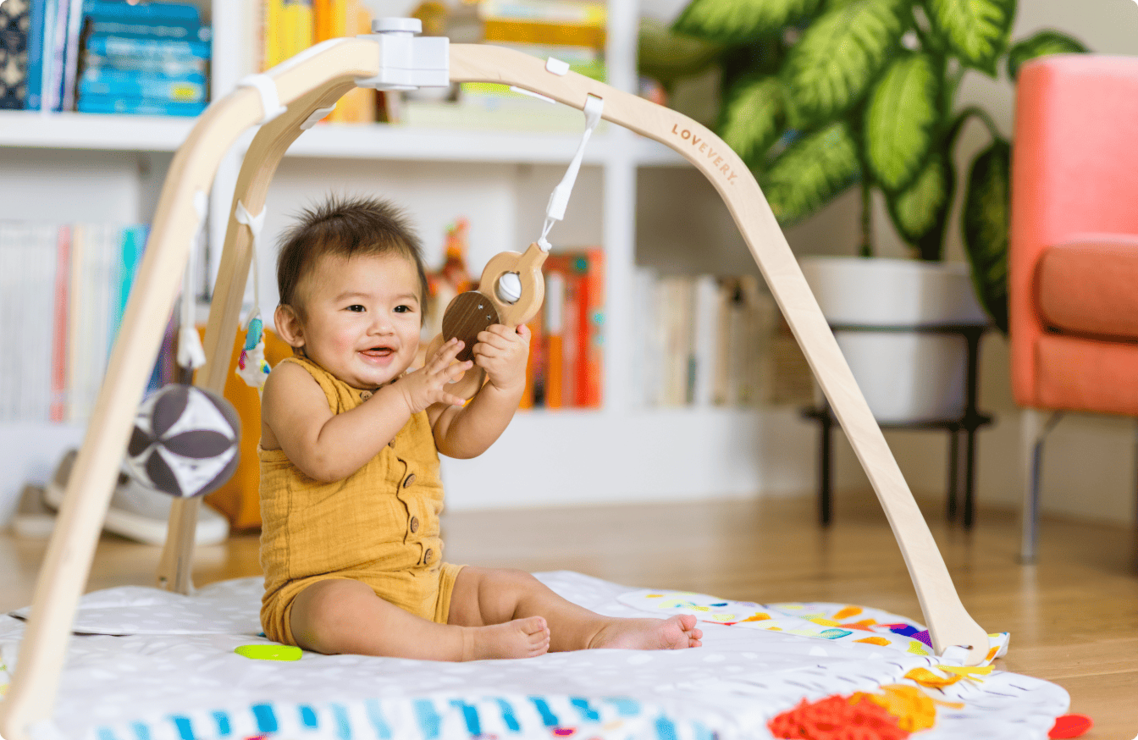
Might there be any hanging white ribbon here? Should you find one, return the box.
[539,94,605,251]
[177,191,209,372]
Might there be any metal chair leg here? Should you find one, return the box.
[1020,409,1063,563]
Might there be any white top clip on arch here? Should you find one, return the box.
[538,93,604,251]
[238,74,288,125]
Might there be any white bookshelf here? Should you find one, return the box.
[0,0,789,524]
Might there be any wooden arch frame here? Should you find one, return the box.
[0,36,990,740]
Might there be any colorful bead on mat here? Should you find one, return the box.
[767,694,909,740]
[1049,714,1094,739]
[235,644,302,661]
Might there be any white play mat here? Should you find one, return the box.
[0,571,1067,740]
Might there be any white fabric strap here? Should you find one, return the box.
[238,74,288,124]
[539,94,604,251]
[235,200,266,320]
[177,191,209,371]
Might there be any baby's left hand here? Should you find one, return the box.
[472,324,530,393]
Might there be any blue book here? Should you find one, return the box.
[24,0,46,110]
[85,33,210,60]
[84,52,206,77]
[111,224,148,352]
[80,68,206,102]
[0,0,29,110]
[77,94,205,116]
[88,21,202,40]
[86,1,201,28]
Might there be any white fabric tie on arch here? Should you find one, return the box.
[234,201,271,393]
[177,191,209,372]
[538,93,604,252]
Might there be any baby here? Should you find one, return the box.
[258,195,703,661]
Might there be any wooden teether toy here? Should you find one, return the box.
[426,241,548,399]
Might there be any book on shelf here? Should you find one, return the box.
[0,221,175,425]
[0,0,30,110]
[14,0,211,114]
[631,269,814,410]
[520,248,604,410]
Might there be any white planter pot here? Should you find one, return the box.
[799,257,988,423]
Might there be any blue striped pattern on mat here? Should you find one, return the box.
[92,695,717,740]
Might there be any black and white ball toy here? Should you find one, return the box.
[126,385,241,498]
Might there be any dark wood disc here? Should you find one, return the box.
[442,291,500,362]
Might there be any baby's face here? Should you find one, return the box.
[296,252,423,390]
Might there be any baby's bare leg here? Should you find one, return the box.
[449,567,703,652]
[289,578,550,660]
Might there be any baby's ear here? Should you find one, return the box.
[274,304,305,349]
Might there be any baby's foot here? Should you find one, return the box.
[588,615,703,650]
[463,616,550,660]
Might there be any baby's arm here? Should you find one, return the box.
[429,324,530,459]
[262,341,471,482]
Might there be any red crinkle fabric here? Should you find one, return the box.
[768,694,910,740]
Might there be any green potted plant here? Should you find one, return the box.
[642,0,1087,420]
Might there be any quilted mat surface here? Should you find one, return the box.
[0,572,1067,740]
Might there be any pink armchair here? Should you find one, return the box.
[1010,54,1138,562]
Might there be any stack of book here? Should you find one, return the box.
[257,0,376,123]
[76,1,210,117]
[401,0,608,131]
[631,269,815,409]
[519,247,604,410]
[0,221,176,424]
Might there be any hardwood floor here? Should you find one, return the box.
[2,493,1136,738]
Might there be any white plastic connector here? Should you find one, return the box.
[301,104,337,130]
[545,57,570,76]
[238,74,288,124]
[355,17,449,91]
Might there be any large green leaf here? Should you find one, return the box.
[781,0,912,129]
[1006,29,1088,80]
[961,139,1010,333]
[673,0,824,45]
[639,17,726,86]
[925,0,1016,77]
[718,73,785,169]
[885,155,954,260]
[863,53,942,192]
[762,121,861,225]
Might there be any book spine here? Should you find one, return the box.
[0,0,31,110]
[61,0,85,110]
[49,226,70,422]
[83,53,207,76]
[87,1,201,27]
[543,271,564,409]
[482,20,605,51]
[25,0,46,110]
[85,33,210,60]
[79,72,207,102]
[77,96,206,116]
[581,248,604,408]
[46,0,71,111]
[479,0,607,26]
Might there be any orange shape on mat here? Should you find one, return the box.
[741,613,772,622]
[856,685,937,732]
[768,694,909,740]
[834,606,864,620]
[855,636,892,646]
[905,667,966,688]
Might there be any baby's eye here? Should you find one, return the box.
[394,304,414,314]
[346,304,365,313]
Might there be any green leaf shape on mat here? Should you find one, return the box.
[863,53,943,193]
[639,17,726,86]
[961,139,1010,333]
[886,155,954,260]
[762,121,861,225]
[925,0,1016,77]
[673,0,824,45]
[718,73,785,170]
[1006,29,1088,80]
[781,0,911,129]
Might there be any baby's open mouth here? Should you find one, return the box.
[361,347,394,358]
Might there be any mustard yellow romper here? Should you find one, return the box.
[258,356,464,646]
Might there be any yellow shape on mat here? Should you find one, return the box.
[906,640,930,656]
[808,617,840,627]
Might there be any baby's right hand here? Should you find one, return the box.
[394,338,472,414]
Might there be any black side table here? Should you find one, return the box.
[801,324,993,528]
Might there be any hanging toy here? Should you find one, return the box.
[236,314,270,391]
[234,201,271,394]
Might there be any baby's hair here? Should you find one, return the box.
[277,194,430,321]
